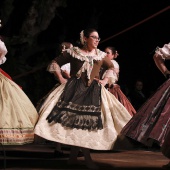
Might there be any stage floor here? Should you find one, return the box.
[0,143,168,170]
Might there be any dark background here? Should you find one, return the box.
[0,0,169,105]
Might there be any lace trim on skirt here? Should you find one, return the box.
[46,78,103,131]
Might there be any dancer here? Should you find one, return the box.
[0,37,12,80]
[0,21,38,145]
[102,46,136,116]
[120,42,170,168]
[34,28,132,169]
[0,20,22,88]
[35,42,73,157]
[0,19,12,81]
[154,43,170,169]
[36,41,73,112]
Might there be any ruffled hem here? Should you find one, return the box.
[46,110,103,131]
[46,78,103,131]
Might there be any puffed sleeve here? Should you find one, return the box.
[61,63,70,74]
[0,39,7,65]
[47,50,71,73]
[102,59,119,84]
[155,43,170,60]
[101,56,116,85]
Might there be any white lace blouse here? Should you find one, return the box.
[155,43,170,60]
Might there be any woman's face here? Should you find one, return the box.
[105,48,115,60]
[85,31,100,49]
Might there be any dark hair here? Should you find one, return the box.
[59,42,73,52]
[83,28,98,38]
[105,46,117,55]
[76,28,98,48]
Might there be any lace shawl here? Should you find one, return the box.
[48,47,115,82]
[66,47,106,79]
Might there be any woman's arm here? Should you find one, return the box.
[47,51,71,84]
[153,53,170,78]
[100,56,115,86]
[95,56,114,86]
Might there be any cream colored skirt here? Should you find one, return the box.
[34,83,132,150]
[0,72,38,145]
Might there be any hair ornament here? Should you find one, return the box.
[80,30,84,45]
[61,44,66,53]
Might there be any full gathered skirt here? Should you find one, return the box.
[34,78,132,150]
[108,84,136,116]
[0,72,38,145]
[121,79,170,148]
[0,68,12,80]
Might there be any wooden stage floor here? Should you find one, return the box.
[0,143,169,170]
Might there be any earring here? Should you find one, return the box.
[84,41,87,49]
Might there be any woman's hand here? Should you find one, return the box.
[165,70,170,79]
[57,75,67,84]
[62,70,71,79]
[94,77,108,86]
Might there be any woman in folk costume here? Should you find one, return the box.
[0,20,38,145]
[102,46,136,116]
[154,43,170,169]
[34,28,132,169]
[0,39,11,80]
[0,19,22,85]
[36,42,73,112]
[0,36,22,88]
[35,42,73,156]
[0,39,38,145]
[120,43,170,168]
